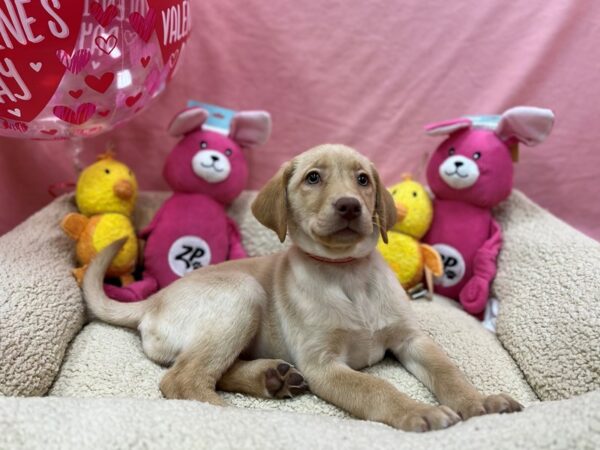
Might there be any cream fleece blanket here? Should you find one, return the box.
[0,195,84,396]
[1,392,599,450]
[494,191,600,401]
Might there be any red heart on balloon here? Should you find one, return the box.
[95,35,118,55]
[140,56,151,67]
[53,103,96,125]
[56,49,91,74]
[85,72,115,93]
[69,89,83,99]
[73,126,103,137]
[129,9,157,42]
[169,49,180,68]
[90,1,119,27]
[125,93,142,107]
[2,119,28,133]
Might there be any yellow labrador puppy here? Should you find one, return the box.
[83,144,522,432]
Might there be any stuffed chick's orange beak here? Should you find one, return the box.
[114,179,134,200]
[396,202,408,223]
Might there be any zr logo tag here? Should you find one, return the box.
[432,244,466,288]
[175,245,206,270]
[168,236,212,277]
[441,254,459,280]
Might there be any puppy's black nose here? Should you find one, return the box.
[211,155,220,162]
[454,161,464,167]
[335,197,362,220]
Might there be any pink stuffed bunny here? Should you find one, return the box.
[423,106,554,318]
[105,107,272,301]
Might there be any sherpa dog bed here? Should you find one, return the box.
[1,191,599,450]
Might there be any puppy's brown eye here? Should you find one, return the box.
[200,141,208,149]
[357,174,369,186]
[225,149,232,156]
[449,147,455,155]
[473,151,481,160]
[306,171,320,184]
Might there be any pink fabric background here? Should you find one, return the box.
[1,0,599,240]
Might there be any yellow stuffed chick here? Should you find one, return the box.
[61,150,138,285]
[377,174,443,297]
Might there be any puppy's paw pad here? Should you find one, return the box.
[265,362,308,399]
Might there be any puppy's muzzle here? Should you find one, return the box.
[334,197,362,221]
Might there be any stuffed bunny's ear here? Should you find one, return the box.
[496,106,555,146]
[168,107,209,137]
[425,118,472,136]
[230,111,272,148]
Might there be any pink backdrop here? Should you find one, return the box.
[1,0,599,240]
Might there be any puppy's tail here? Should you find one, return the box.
[82,238,154,329]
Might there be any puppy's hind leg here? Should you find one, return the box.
[218,359,309,399]
[159,275,263,406]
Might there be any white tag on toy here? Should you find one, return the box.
[168,235,212,277]
[433,243,466,287]
[187,101,236,135]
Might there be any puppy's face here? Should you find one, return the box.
[252,144,396,258]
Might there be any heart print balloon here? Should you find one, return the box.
[0,0,191,139]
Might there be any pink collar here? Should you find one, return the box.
[304,252,357,264]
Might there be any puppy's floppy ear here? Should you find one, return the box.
[251,162,293,242]
[372,166,396,244]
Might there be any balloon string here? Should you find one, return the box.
[71,137,84,172]
[47,138,85,198]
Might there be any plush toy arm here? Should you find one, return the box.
[138,205,166,240]
[473,219,503,279]
[61,213,89,241]
[459,219,503,315]
[227,217,247,260]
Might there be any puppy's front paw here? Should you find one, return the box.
[483,393,524,414]
[398,405,461,432]
[457,393,523,420]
